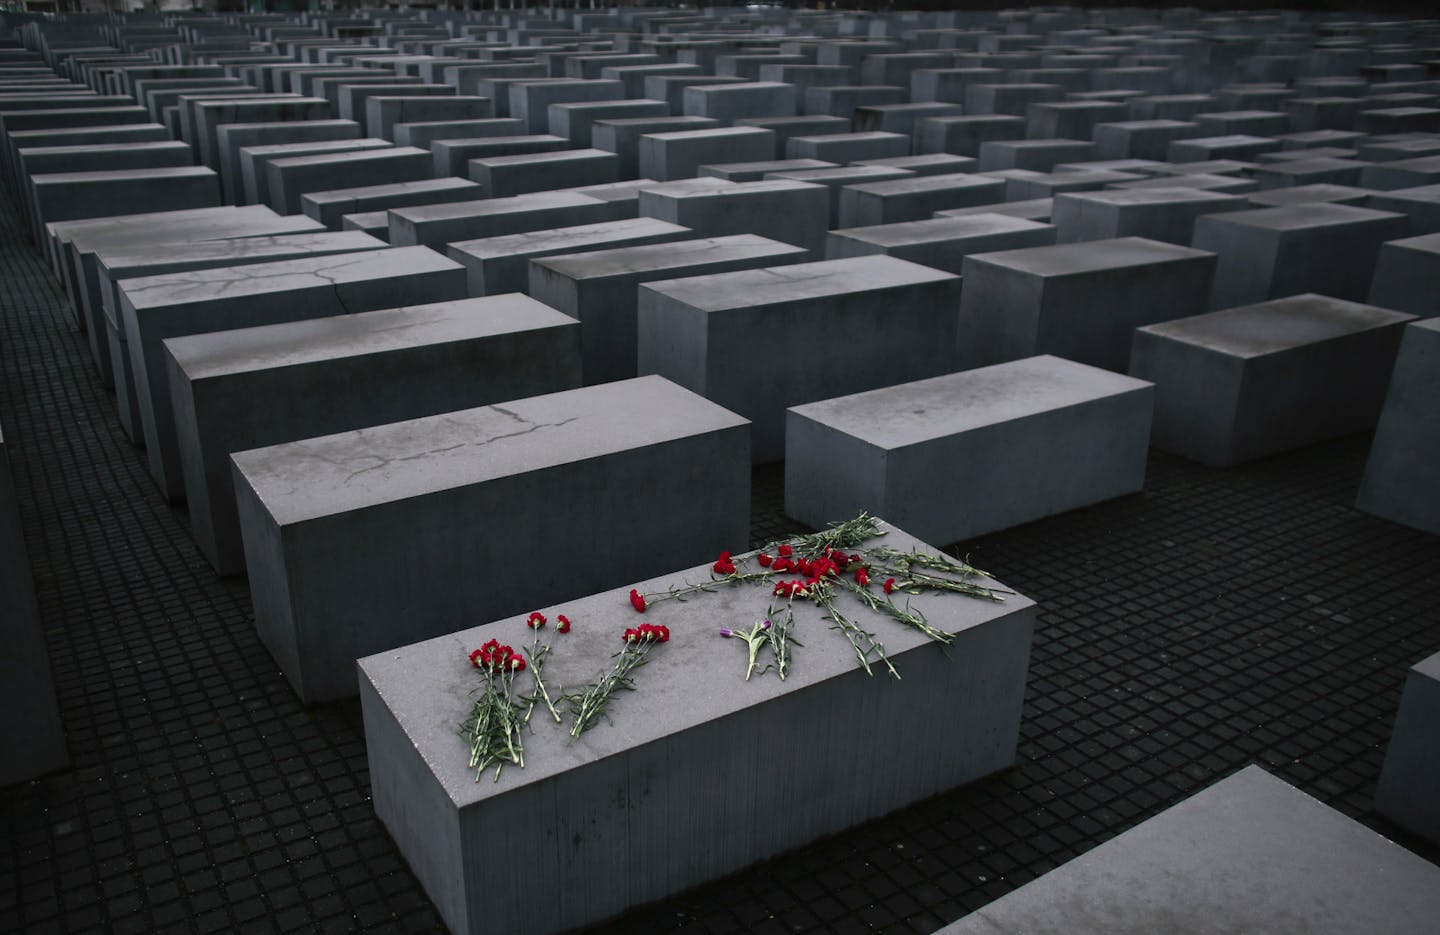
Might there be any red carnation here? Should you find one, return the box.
[655,625,670,643]
[855,567,870,587]
[468,648,486,667]
[757,553,773,568]
[527,611,546,629]
[712,551,736,575]
[884,578,896,594]
[629,589,646,613]
[777,544,793,558]
[557,615,571,633]
[623,627,640,643]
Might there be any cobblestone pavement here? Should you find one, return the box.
[2,186,1438,935]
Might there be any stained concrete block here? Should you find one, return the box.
[120,246,468,500]
[787,356,1151,544]
[0,421,68,785]
[529,233,808,386]
[358,519,1033,935]
[826,213,1056,274]
[1052,188,1250,245]
[1192,204,1410,310]
[1357,319,1440,536]
[1131,294,1415,466]
[639,178,828,255]
[236,375,751,703]
[958,237,1216,372]
[937,766,1440,935]
[446,217,691,296]
[165,296,582,576]
[389,191,621,251]
[638,255,961,462]
[1375,649,1440,846]
[1369,233,1440,317]
[30,166,221,241]
[837,172,1006,228]
[301,178,483,230]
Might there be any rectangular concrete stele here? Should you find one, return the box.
[545,99,670,149]
[637,255,961,463]
[0,421,68,785]
[366,96,493,143]
[446,217,691,296]
[1369,232,1440,317]
[165,295,583,576]
[358,518,1034,935]
[1357,319,1440,537]
[683,81,799,121]
[1191,204,1410,311]
[958,237,1217,373]
[301,178,483,230]
[97,231,388,444]
[1376,649,1440,846]
[31,165,221,233]
[430,135,572,178]
[388,191,621,251]
[838,173,1006,228]
[216,119,362,205]
[120,246,467,501]
[826,214,1057,275]
[638,126,777,182]
[639,178,829,256]
[1248,184,1374,209]
[700,158,836,182]
[1130,294,1416,467]
[737,116,853,160]
[240,138,393,208]
[237,374,752,704]
[937,766,1440,935]
[529,233,809,387]
[1366,184,1440,236]
[785,131,909,163]
[977,138,1096,172]
[1052,187,1251,245]
[786,356,1152,545]
[392,119,526,150]
[266,146,432,216]
[508,78,623,134]
[468,148,619,198]
[590,115,720,178]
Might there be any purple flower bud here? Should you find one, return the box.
[719,627,733,638]
[761,620,772,630]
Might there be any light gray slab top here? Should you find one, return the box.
[1199,203,1407,232]
[121,246,456,311]
[448,217,687,260]
[534,233,807,280]
[267,145,427,169]
[358,518,1032,805]
[840,171,1004,196]
[96,231,384,275]
[832,214,1051,246]
[391,190,605,223]
[1136,294,1417,359]
[789,355,1151,449]
[30,165,216,185]
[57,206,323,252]
[970,236,1211,277]
[1056,186,1246,207]
[302,176,477,205]
[166,294,575,380]
[232,374,749,525]
[940,765,1440,935]
[1413,647,1440,683]
[644,254,956,311]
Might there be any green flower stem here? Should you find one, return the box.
[522,637,564,725]
[567,640,659,738]
[638,570,773,609]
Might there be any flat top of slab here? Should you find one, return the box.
[969,236,1211,277]
[357,519,1033,805]
[232,375,748,525]
[120,246,458,310]
[268,145,426,168]
[832,213,1051,246]
[1248,184,1375,206]
[448,217,687,259]
[31,165,216,184]
[646,125,773,142]
[62,207,324,251]
[702,158,836,174]
[769,166,911,183]
[471,147,611,167]
[533,233,804,279]
[392,190,603,222]
[1200,203,1406,231]
[239,138,389,158]
[1413,648,1440,683]
[1137,293,1417,358]
[1372,183,1440,201]
[940,766,1440,935]
[301,178,479,204]
[844,172,1004,196]
[97,231,384,271]
[645,254,955,311]
[789,355,1150,449]
[165,295,575,380]
[1056,187,1245,207]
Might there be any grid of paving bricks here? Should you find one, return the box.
[1,181,1438,935]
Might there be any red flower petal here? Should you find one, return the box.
[557,615,571,633]
[629,589,646,613]
[777,544,793,558]
[757,553,773,568]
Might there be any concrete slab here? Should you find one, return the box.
[1357,318,1440,536]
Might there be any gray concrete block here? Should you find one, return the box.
[509,78,623,134]
[786,356,1151,544]
[165,295,582,576]
[643,74,747,113]
[1357,319,1440,536]
[826,213,1055,274]
[1052,187,1250,245]
[638,126,776,182]
[786,130,909,163]
[1369,233,1440,316]
[391,119,525,150]
[120,246,467,500]
[683,81,798,121]
[958,237,1216,372]
[31,166,221,246]
[1192,204,1410,310]
[358,519,1033,935]
[837,173,1006,228]
[266,146,432,216]
[1167,133,1283,163]
[1092,119,1201,161]
[915,115,1026,157]
[851,153,976,176]
[430,134,572,178]
[591,115,720,178]
[389,191,621,251]
[238,375,751,703]
[1131,294,1414,466]
[240,138,392,208]
[977,138,1094,172]
[366,95,493,143]
[0,421,68,785]
[301,177,483,230]
[216,119,361,205]
[1376,649,1440,846]
[446,217,691,296]
[937,766,1440,935]
[1366,184,1440,235]
[1361,154,1440,192]
[530,233,807,386]
[545,98,669,149]
[803,84,906,118]
[765,165,914,228]
[736,115,852,159]
[699,158,837,182]
[638,255,960,462]
[1248,184,1375,208]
